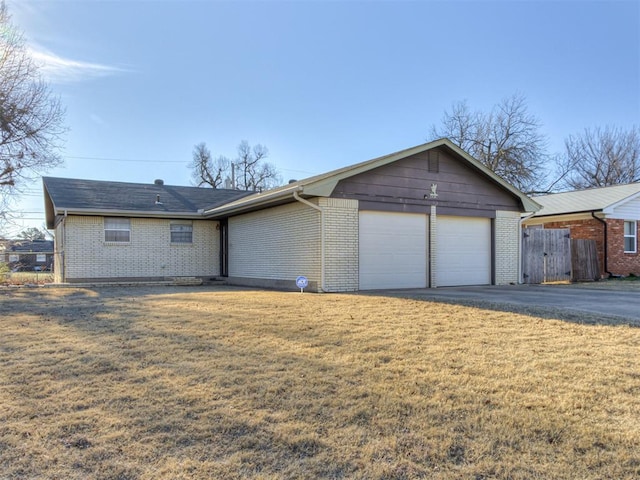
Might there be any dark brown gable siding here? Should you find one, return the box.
[330,147,521,217]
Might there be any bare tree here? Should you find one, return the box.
[16,226,46,241]
[0,2,65,224]
[189,140,280,191]
[429,94,548,193]
[190,142,230,188]
[559,126,640,189]
[234,140,280,191]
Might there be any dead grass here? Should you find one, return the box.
[0,271,54,286]
[1,286,639,479]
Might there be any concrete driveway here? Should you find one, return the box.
[379,284,640,324]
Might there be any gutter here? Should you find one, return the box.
[53,207,205,220]
[591,211,612,277]
[292,190,325,293]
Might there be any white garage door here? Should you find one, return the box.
[436,215,491,287]
[359,211,427,290]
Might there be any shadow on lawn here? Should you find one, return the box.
[0,286,362,479]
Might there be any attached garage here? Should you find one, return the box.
[359,211,427,290]
[435,215,491,287]
[204,139,539,292]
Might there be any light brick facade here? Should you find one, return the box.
[494,210,521,284]
[57,216,219,281]
[228,201,321,289]
[319,198,359,292]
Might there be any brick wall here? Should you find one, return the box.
[607,219,640,276]
[62,216,219,281]
[494,210,520,284]
[319,198,359,292]
[228,201,321,287]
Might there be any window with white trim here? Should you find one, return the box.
[624,220,637,253]
[170,221,193,243]
[104,217,131,242]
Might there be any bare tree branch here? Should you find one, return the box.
[429,93,549,193]
[560,126,640,189]
[0,2,66,228]
[189,140,280,191]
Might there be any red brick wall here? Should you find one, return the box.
[607,219,640,276]
[540,218,640,277]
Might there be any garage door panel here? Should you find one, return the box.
[359,211,427,290]
[436,216,491,287]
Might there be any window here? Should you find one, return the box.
[170,221,193,243]
[624,220,637,253]
[104,217,130,242]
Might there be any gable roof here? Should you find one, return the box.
[531,183,640,217]
[43,177,252,228]
[6,240,54,253]
[204,138,540,217]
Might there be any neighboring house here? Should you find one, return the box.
[44,139,540,291]
[523,183,640,278]
[2,239,54,271]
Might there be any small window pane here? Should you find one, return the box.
[105,217,130,242]
[624,221,636,253]
[171,222,193,243]
[625,237,636,253]
[625,221,635,236]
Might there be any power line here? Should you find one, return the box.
[65,155,188,164]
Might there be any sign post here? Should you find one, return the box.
[295,275,309,293]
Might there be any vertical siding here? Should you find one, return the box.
[494,210,521,284]
[228,202,321,283]
[63,216,219,280]
[320,198,359,292]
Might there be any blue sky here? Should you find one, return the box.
[6,0,640,236]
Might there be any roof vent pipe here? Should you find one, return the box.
[154,179,164,185]
[288,179,298,184]
[155,194,163,205]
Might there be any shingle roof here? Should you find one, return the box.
[8,240,54,253]
[43,177,252,227]
[531,183,640,217]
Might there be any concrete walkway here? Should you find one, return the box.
[379,284,640,324]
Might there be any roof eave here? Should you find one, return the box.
[51,207,207,220]
[203,186,301,217]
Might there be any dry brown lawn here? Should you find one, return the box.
[1,286,639,479]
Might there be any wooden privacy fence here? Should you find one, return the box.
[522,228,571,283]
[522,228,600,283]
[571,239,600,282]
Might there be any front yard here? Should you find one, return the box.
[1,286,639,479]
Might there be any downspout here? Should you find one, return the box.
[591,212,612,277]
[59,209,68,283]
[292,190,325,292]
[519,212,536,284]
